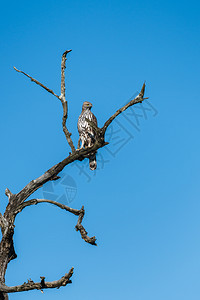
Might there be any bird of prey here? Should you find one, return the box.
[77,101,97,170]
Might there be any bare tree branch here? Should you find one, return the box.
[13,67,60,100]
[14,51,76,154]
[13,141,108,208]
[102,83,148,133]
[60,50,76,153]
[0,268,73,293]
[75,206,97,245]
[15,200,96,245]
[60,49,72,100]
[85,84,148,140]
[62,101,76,153]
[16,199,80,215]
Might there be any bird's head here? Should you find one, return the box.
[82,101,92,111]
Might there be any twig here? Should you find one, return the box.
[13,67,60,100]
[102,82,147,133]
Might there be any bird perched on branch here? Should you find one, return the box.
[77,101,98,170]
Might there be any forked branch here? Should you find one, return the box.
[11,82,147,209]
[13,49,75,154]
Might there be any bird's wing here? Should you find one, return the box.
[91,112,98,127]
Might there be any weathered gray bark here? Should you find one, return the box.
[0,50,147,298]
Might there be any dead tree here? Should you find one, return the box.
[0,50,148,299]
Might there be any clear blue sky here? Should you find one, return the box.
[0,0,200,299]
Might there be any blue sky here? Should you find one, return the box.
[0,0,200,299]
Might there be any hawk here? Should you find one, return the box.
[77,101,97,170]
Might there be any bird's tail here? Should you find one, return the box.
[89,153,97,170]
